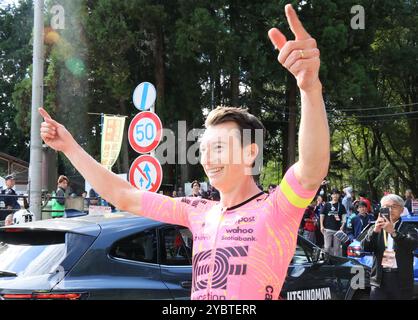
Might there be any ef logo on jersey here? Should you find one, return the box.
[192,246,249,291]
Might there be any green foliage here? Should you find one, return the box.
[0,0,33,159]
[260,160,281,190]
[1,0,417,196]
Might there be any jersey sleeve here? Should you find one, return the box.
[139,192,216,229]
[271,164,318,228]
[139,192,190,228]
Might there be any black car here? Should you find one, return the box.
[0,212,370,300]
[281,236,370,300]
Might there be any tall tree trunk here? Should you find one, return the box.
[154,25,169,187]
[409,118,418,194]
[394,175,400,195]
[231,64,240,107]
[229,0,240,108]
[154,26,165,112]
[369,134,379,201]
[373,128,415,191]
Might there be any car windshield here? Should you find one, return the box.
[0,231,66,277]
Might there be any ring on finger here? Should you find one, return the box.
[299,50,304,59]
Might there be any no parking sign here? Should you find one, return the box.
[128,111,163,154]
[129,155,162,193]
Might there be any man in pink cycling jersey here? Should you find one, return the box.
[39,4,329,300]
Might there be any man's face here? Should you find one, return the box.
[5,216,13,226]
[358,205,367,215]
[192,184,200,193]
[59,180,68,190]
[381,199,403,222]
[6,179,15,188]
[5,217,13,226]
[199,122,257,192]
[331,193,340,202]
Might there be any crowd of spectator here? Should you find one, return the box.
[299,184,416,257]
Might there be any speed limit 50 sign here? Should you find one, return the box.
[128,111,163,154]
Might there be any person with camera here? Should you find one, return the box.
[361,194,418,300]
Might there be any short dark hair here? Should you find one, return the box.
[191,180,200,188]
[57,175,69,184]
[357,201,367,208]
[331,189,340,195]
[315,194,323,201]
[205,106,266,146]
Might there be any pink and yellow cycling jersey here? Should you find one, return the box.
[140,165,317,300]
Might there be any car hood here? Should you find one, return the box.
[328,254,369,269]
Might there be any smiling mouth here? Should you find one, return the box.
[206,167,224,176]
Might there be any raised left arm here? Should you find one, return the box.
[268,4,330,190]
[296,83,329,190]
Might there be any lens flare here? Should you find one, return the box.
[44,27,61,45]
[65,57,86,77]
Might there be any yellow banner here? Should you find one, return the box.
[101,115,126,171]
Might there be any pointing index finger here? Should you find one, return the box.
[38,107,59,126]
[285,4,310,40]
[38,107,52,119]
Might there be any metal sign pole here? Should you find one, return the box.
[29,0,45,220]
[150,103,156,158]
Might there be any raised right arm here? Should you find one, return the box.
[39,108,190,226]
